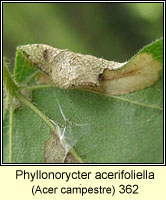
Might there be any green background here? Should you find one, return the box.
[3,2,163,62]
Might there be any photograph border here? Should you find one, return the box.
[1,0,165,166]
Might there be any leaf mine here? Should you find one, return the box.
[45,131,78,163]
[18,44,161,95]
[17,44,124,87]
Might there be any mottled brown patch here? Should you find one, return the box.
[45,130,78,163]
[98,73,103,82]
[43,49,48,61]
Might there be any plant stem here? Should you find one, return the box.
[16,92,84,163]
[9,94,14,163]
[3,59,84,163]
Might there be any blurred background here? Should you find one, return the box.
[3,2,163,64]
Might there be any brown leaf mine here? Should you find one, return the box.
[18,44,161,94]
[18,44,124,88]
[45,131,78,163]
[98,53,161,94]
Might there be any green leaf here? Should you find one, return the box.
[3,38,163,163]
